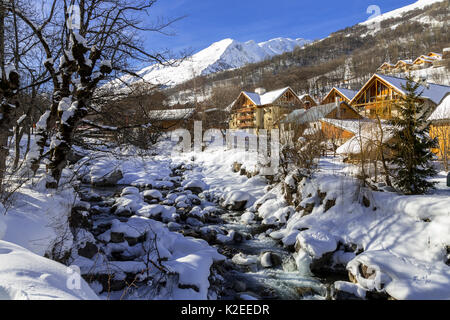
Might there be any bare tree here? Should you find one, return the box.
[6,0,183,188]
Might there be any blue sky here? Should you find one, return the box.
[142,0,416,54]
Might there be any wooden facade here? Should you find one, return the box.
[393,60,413,72]
[229,87,303,131]
[298,94,318,110]
[377,62,395,74]
[321,121,355,142]
[350,75,403,120]
[325,102,362,120]
[430,122,450,161]
[412,56,434,69]
[320,102,364,144]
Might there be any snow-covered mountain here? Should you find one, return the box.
[360,0,446,26]
[117,37,309,88]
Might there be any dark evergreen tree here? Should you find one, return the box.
[388,76,438,195]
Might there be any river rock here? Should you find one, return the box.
[222,191,251,211]
[78,242,98,259]
[186,217,204,227]
[70,209,91,229]
[233,280,247,292]
[260,252,283,268]
[110,232,125,243]
[168,222,182,231]
[233,231,244,244]
[143,189,163,202]
[121,187,140,197]
[232,253,258,266]
[91,168,123,187]
[236,292,260,300]
[183,179,207,194]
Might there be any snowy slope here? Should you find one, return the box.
[361,0,446,26]
[116,37,309,88]
[0,240,98,300]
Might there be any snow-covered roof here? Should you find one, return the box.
[427,52,442,57]
[351,74,450,106]
[335,88,359,101]
[379,62,395,68]
[323,87,358,103]
[281,102,337,124]
[414,56,435,64]
[242,87,296,106]
[147,108,196,121]
[395,59,413,66]
[336,121,394,155]
[321,118,373,135]
[428,94,450,121]
[298,93,318,105]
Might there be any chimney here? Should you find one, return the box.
[335,97,341,119]
[255,88,266,95]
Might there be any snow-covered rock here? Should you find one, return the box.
[222,190,252,211]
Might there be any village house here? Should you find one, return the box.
[321,87,359,105]
[229,87,303,132]
[147,108,197,131]
[319,103,365,146]
[392,59,413,73]
[412,55,435,70]
[298,94,318,109]
[428,94,450,166]
[349,74,450,120]
[280,100,363,146]
[377,62,396,74]
[377,50,445,74]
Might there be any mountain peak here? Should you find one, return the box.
[119,36,310,88]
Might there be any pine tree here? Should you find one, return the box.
[388,76,438,195]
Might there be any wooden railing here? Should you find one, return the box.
[236,107,254,113]
[237,114,254,121]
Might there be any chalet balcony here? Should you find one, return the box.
[236,107,254,113]
[238,120,255,129]
[237,114,254,121]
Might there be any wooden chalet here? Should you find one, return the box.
[147,108,196,131]
[229,87,303,131]
[428,94,450,163]
[349,74,450,120]
[321,87,358,105]
[280,100,363,146]
[298,94,318,109]
[377,62,395,74]
[320,102,364,145]
[393,59,413,72]
[427,52,443,60]
[412,55,435,69]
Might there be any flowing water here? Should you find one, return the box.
[76,164,330,300]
